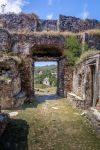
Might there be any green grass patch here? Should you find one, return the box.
[1,97,100,150]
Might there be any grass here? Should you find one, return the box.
[8,28,100,37]
[1,96,100,150]
[76,50,100,64]
[34,84,49,89]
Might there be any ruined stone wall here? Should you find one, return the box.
[64,65,73,97]
[73,63,93,108]
[20,57,33,97]
[0,13,37,31]
[0,28,100,57]
[57,58,65,97]
[0,57,23,108]
[37,19,58,31]
[59,15,100,32]
[72,55,100,109]
[0,29,11,51]
[0,13,99,32]
[0,81,13,109]
[84,33,100,50]
[57,57,73,97]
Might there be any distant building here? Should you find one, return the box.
[39,71,43,75]
[42,77,50,86]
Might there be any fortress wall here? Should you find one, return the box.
[0,13,99,32]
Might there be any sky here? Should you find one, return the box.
[0,0,100,20]
[35,61,57,67]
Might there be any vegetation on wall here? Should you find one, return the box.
[64,35,98,66]
[64,35,82,66]
[76,49,99,64]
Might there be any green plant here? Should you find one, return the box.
[64,35,82,66]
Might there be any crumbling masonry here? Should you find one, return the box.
[0,13,100,109]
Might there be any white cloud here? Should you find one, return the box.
[48,0,53,6]
[0,0,27,14]
[81,3,89,19]
[46,14,53,20]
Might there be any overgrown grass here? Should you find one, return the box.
[76,50,100,64]
[1,97,100,150]
[8,28,100,37]
[35,84,49,89]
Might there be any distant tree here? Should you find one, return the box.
[34,67,57,86]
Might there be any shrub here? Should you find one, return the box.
[64,35,82,66]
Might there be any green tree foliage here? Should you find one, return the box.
[34,65,57,87]
[64,36,82,66]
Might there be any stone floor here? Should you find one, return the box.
[0,94,100,150]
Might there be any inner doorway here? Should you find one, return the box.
[34,61,58,96]
[91,64,96,107]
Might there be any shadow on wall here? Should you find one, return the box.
[0,119,29,150]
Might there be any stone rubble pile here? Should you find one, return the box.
[85,108,100,137]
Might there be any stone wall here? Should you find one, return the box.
[84,33,100,50]
[0,13,99,32]
[0,13,100,109]
[57,58,65,97]
[19,56,69,98]
[85,108,100,137]
[64,64,73,97]
[37,19,58,31]
[59,15,100,32]
[0,56,26,109]
[0,81,13,109]
[0,29,11,51]
[72,54,100,109]
[0,13,37,31]
[0,28,100,56]
[20,56,33,97]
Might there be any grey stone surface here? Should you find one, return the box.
[0,13,99,32]
[67,92,85,109]
[85,108,100,137]
[72,54,100,109]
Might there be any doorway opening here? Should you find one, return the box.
[90,65,96,107]
[34,61,58,96]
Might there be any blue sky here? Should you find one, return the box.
[23,0,100,20]
[35,61,57,67]
[0,0,100,20]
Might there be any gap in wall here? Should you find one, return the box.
[33,61,58,96]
